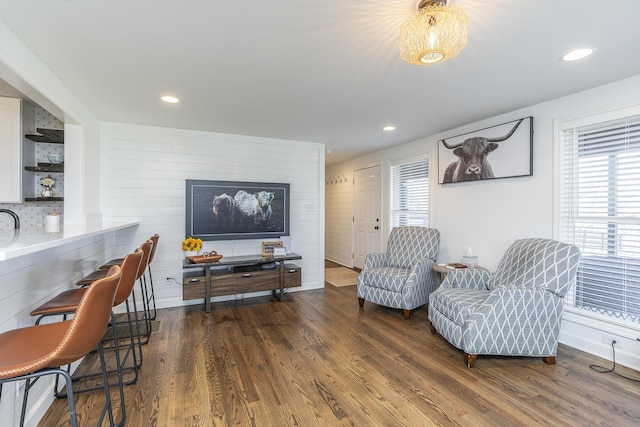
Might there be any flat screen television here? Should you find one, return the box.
[186,179,290,241]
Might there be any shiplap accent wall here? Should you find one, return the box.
[0,230,136,426]
[324,176,353,266]
[100,123,325,308]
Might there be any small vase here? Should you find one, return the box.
[184,250,200,259]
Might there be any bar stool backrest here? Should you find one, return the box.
[137,240,153,280]
[46,266,121,369]
[148,234,159,264]
[114,248,144,306]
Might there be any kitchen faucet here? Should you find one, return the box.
[0,209,20,229]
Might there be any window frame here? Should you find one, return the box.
[389,155,430,229]
[554,104,640,331]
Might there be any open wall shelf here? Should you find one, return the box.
[24,197,64,202]
[25,164,64,173]
[25,128,64,144]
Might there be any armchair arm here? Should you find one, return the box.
[362,252,388,271]
[399,257,438,309]
[440,268,491,291]
[463,287,564,356]
[404,258,436,290]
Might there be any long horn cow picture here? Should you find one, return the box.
[438,117,533,184]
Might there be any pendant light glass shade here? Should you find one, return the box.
[399,1,468,65]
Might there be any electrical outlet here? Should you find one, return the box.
[602,334,622,348]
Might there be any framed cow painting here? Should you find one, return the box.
[438,116,533,184]
[185,179,290,241]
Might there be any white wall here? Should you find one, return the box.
[0,21,102,223]
[101,123,325,308]
[326,74,640,369]
[324,173,353,265]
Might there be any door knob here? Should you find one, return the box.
[374,226,379,230]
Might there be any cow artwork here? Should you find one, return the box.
[232,190,274,231]
[441,118,525,183]
[186,180,290,240]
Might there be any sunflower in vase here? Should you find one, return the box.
[182,236,203,257]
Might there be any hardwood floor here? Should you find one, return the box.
[39,284,640,426]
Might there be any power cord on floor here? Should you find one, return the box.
[589,340,640,382]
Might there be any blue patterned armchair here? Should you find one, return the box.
[357,226,440,319]
[428,238,581,368]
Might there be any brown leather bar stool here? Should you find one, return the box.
[31,249,145,394]
[145,233,159,320]
[77,240,155,345]
[100,234,159,321]
[0,266,123,427]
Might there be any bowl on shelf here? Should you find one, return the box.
[48,154,64,164]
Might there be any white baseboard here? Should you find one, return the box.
[559,311,640,371]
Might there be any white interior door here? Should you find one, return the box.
[354,165,381,269]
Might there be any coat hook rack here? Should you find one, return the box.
[326,175,349,185]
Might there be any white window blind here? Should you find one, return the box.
[560,112,640,323]
[390,157,429,228]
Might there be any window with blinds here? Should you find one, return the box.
[390,157,429,228]
[559,110,640,323]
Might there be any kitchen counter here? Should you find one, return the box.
[0,221,139,261]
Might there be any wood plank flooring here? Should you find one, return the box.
[39,282,640,426]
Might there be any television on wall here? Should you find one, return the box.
[186,179,290,241]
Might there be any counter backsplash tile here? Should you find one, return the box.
[0,202,64,229]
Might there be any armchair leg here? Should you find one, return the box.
[429,322,436,334]
[543,356,556,365]
[464,353,477,368]
[403,309,411,320]
[358,298,364,308]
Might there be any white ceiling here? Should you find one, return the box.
[1,0,640,165]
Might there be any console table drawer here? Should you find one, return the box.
[212,269,279,296]
[283,263,301,288]
[183,275,206,300]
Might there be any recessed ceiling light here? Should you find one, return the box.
[161,95,180,103]
[561,48,594,62]
[383,126,396,132]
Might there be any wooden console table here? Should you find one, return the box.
[182,253,302,312]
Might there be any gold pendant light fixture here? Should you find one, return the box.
[399,0,468,65]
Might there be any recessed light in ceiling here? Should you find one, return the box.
[561,48,594,62]
[161,95,180,103]
[383,126,396,132]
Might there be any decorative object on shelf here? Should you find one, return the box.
[461,247,478,267]
[262,241,283,257]
[182,236,203,258]
[185,251,223,264]
[40,175,56,198]
[45,211,60,233]
[446,263,468,269]
[47,154,64,164]
[399,0,468,65]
